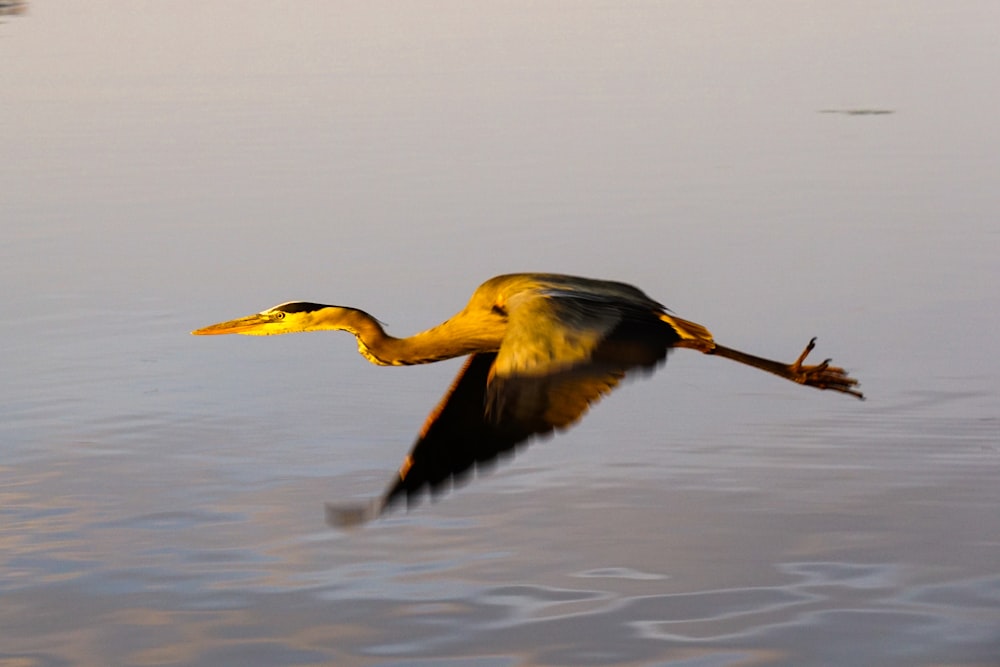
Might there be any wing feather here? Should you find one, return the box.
[357,289,682,520]
[377,352,538,512]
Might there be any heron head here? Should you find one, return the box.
[191,301,335,336]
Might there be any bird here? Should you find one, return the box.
[192,273,862,526]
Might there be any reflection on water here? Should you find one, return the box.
[3,1,1000,665]
[2,398,998,666]
[819,109,895,116]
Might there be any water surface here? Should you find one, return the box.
[2,2,999,665]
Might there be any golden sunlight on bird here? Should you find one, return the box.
[192,273,863,526]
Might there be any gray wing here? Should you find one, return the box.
[487,290,678,429]
[327,290,682,527]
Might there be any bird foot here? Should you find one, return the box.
[787,337,864,399]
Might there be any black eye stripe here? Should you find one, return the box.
[274,302,328,314]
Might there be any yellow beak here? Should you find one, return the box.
[191,313,269,336]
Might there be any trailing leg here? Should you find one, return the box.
[678,336,863,399]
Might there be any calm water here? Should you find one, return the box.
[3,2,999,665]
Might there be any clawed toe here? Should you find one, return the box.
[790,337,817,372]
[790,338,864,399]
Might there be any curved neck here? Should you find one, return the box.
[326,307,502,366]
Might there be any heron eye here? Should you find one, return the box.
[272,312,285,320]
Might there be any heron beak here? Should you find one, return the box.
[191,313,271,336]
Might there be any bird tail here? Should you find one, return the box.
[659,313,716,351]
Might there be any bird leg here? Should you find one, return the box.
[679,337,864,399]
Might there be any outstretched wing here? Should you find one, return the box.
[327,290,685,527]
[382,352,534,506]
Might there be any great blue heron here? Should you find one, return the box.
[193,273,862,525]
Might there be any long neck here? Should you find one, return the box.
[330,307,502,366]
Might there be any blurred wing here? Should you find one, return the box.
[374,352,536,513]
[324,291,686,528]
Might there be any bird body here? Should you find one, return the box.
[193,273,862,525]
